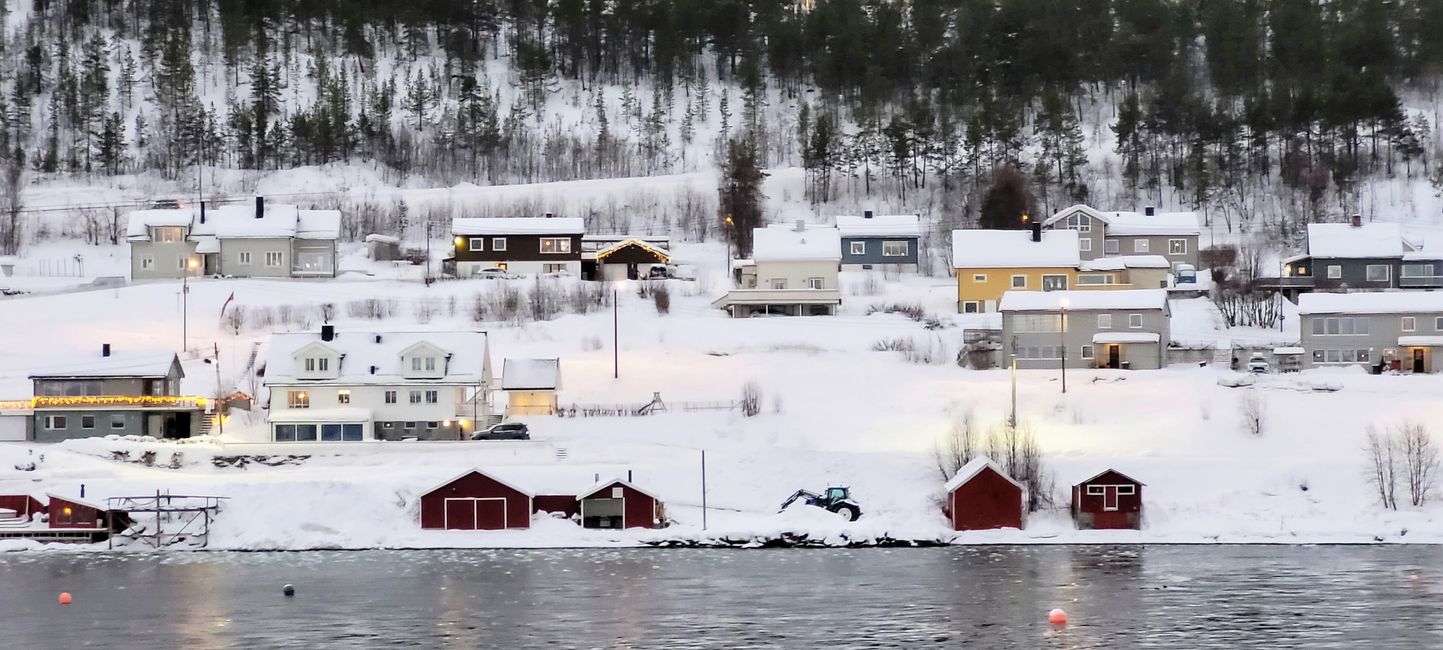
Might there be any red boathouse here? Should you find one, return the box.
[577,479,664,529]
[1071,469,1144,530]
[419,469,533,530]
[945,457,1025,531]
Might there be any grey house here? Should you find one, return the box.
[835,212,921,272]
[1269,218,1443,298]
[127,197,341,280]
[1043,204,1200,269]
[1298,292,1443,373]
[28,346,206,442]
[1000,290,1171,370]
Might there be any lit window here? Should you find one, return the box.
[1168,239,1187,255]
[540,237,572,254]
[287,391,310,409]
[882,241,907,257]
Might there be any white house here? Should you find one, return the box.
[263,326,493,441]
[502,358,561,416]
[126,197,341,280]
[712,221,842,317]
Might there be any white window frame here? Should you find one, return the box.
[807,277,824,290]
[1128,313,1143,328]
[318,358,329,372]
[1065,214,1091,232]
[152,226,184,243]
[1403,317,1416,332]
[492,237,507,251]
[1133,239,1149,253]
[1086,485,1104,496]
[384,390,397,404]
[973,274,988,282]
[539,237,572,254]
[543,263,567,274]
[1079,238,1092,252]
[1081,345,1094,359]
[1097,314,1112,329]
[287,390,310,409]
[238,251,253,265]
[1104,239,1119,255]
[425,357,436,371]
[425,390,439,404]
[305,358,316,372]
[1041,274,1068,291]
[1366,264,1391,282]
[882,240,907,257]
[962,301,980,314]
[1116,485,1136,495]
[1168,239,1187,255]
[411,357,422,371]
[409,390,423,404]
[769,278,787,290]
[468,237,485,252]
[265,251,284,267]
[1011,275,1027,289]
[849,241,866,255]
[44,415,67,429]
[1326,265,1342,280]
[1436,317,1443,331]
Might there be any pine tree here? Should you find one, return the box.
[718,134,766,257]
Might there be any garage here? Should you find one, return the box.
[419,469,532,530]
[577,479,664,529]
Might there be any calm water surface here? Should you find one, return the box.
[1,546,1441,648]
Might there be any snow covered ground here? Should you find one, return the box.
[1,238,1441,551]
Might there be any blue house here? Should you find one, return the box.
[836,211,921,273]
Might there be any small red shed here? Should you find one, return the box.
[419,469,533,530]
[0,494,47,521]
[944,457,1025,531]
[1071,469,1145,530]
[47,494,111,530]
[533,494,581,519]
[577,479,664,529]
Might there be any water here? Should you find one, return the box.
[1,546,1441,648]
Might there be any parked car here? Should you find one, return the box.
[148,198,182,209]
[646,265,673,280]
[473,267,517,280]
[471,421,530,440]
[1246,352,1270,374]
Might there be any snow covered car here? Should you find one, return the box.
[473,268,517,280]
[1246,353,1270,374]
[471,422,530,441]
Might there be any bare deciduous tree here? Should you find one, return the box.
[1397,422,1440,507]
[740,380,762,417]
[932,406,978,480]
[1366,425,1399,510]
[1240,390,1266,436]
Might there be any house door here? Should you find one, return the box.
[1107,345,1121,369]
[627,263,639,280]
[444,498,476,530]
[1414,348,1426,374]
[1102,486,1120,511]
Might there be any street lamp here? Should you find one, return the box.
[182,256,200,353]
[1058,297,1069,394]
[1009,353,1018,428]
[612,280,624,379]
[723,215,734,283]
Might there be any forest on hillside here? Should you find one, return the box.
[1,0,1442,253]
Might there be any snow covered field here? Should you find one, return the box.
[1,238,1441,551]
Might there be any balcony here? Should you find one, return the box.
[1255,276,1315,289]
[711,288,842,308]
[1400,276,1443,288]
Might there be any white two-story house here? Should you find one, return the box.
[263,326,493,441]
[712,222,842,317]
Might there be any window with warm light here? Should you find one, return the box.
[287,390,310,409]
[540,237,571,254]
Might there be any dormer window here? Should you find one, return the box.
[152,226,185,242]
[411,357,422,371]
[425,357,436,371]
[305,358,315,372]
[304,356,331,373]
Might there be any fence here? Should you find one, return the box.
[557,397,740,417]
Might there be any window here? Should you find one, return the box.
[962,301,980,313]
[152,226,184,243]
[1116,485,1136,495]
[1436,317,1443,331]
[1086,485,1104,495]
[1077,274,1115,285]
[305,358,316,372]
[1133,239,1149,253]
[850,241,866,255]
[287,391,310,409]
[1312,317,1370,336]
[424,357,436,371]
[409,390,422,404]
[1041,275,1068,291]
[44,416,67,429]
[238,251,252,265]
[540,237,572,254]
[343,424,363,441]
[1081,345,1094,359]
[1402,263,1434,278]
[426,421,439,430]
[265,251,284,267]
[807,277,824,290]
[111,415,125,429]
[1313,349,1371,364]
[274,424,295,442]
[425,390,439,404]
[1013,314,1062,333]
[769,279,787,290]
[1168,239,1187,255]
[177,256,189,270]
[1065,214,1092,232]
[882,240,908,257]
[1016,345,1063,359]
[411,357,422,371]
[337,390,351,405]
[1104,239,1119,255]
[543,263,567,274]
[1128,314,1143,328]
[1327,265,1342,280]
[1403,317,1416,332]
[1079,239,1092,252]
[492,237,507,251]
[1366,264,1391,282]
[1011,275,1026,289]
[404,422,417,429]
[318,358,329,372]
[140,255,155,270]
[469,237,485,251]
[384,390,397,404]
[81,416,96,429]
[1097,314,1112,329]
[973,274,988,282]
[295,425,317,441]
[322,424,343,442]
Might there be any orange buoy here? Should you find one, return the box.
[58,592,72,605]
[1410,575,1420,582]
[1048,608,1068,625]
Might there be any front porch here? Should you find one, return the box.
[1090,333,1162,370]
[710,289,841,318]
[1396,337,1443,373]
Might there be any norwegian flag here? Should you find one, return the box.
[219,292,236,322]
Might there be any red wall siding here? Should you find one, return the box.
[0,495,46,519]
[48,497,104,529]
[534,494,580,518]
[949,467,1024,531]
[1070,470,1143,530]
[582,482,660,529]
[419,472,531,530]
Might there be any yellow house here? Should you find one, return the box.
[502,358,560,416]
[952,226,1169,313]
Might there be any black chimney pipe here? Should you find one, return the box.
[321,324,335,341]
[863,210,874,219]
[255,196,265,219]
[1144,206,1156,217]
[102,343,111,357]
[199,201,206,224]
[1030,222,1042,242]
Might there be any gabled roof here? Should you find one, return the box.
[1045,204,1200,236]
[47,492,109,511]
[125,207,199,240]
[951,229,1079,269]
[422,468,535,499]
[577,478,661,502]
[1297,292,1443,315]
[502,358,560,391]
[452,217,586,236]
[264,330,488,386]
[835,214,921,237]
[944,456,1025,493]
[1306,222,1412,258]
[1073,469,1146,487]
[30,352,182,380]
[1079,255,1172,271]
[753,224,842,262]
[594,239,671,262]
[999,289,1168,312]
[126,202,341,242]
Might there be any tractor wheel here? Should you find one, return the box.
[833,504,861,521]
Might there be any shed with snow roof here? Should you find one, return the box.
[944,457,1025,531]
[419,469,533,530]
[502,358,560,416]
[578,479,664,529]
[1070,469,1144,530]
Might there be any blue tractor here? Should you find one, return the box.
[778,486,862,521]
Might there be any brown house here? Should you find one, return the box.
[1071,469,1144,530]
[449,216,585,278]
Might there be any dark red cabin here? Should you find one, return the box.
[945,458,1025,531]
[1071,469,1144,530]
[419,470,532,530]
[47,494,110,529]
[577,479,664,529]
[0,494,47,521]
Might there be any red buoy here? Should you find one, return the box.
[1048,608,1068,625]
[58,592,72,605]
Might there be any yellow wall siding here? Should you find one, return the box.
[956,267,1145,311]
[506,391,557,416]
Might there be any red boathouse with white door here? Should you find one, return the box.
[944,457,1026,531]
[419,469,533,530]
[1071,469,1144,530]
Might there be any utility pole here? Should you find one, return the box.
[701,449,708,531]
[425,220,433,285]
[182,273,190,353]
[1060,300,1069,394]
[612,284,620,379]
[212,342,224,435]
[1009,355,1017,428]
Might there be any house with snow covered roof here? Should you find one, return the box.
[26,345,207,442]
[835,211,921,273]
[1000,289,1170,370]
[263,325,493,442]
[580,234,672,281]
[1270,217,1443,297]
[502,358,560,416]
[1043,204,1200,268]
[1297,292,1443,373]
[951,225,1171,314]
[712,221,842,317]
[126,197,341,280]
[448,215,585,278]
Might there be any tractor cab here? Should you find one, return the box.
[823,487,850,504]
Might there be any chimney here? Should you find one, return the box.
[369,365,377,375]
[863,210,874,220]
[374,335,382,344]
[1144,206,1156,217]
[255,196,265,219]
[795,219,806,232]
[1030,222,1042,242]
[1351,214,1363,228]
[628,469,633,482]
[199,201,206,224]
[101,343,111,357]
[321,324,335,342]
[544,211,554,218]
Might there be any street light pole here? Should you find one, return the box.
[182,273,189,353]
[1009,354,1017,428]
[612,285,620,379]
[1059,300,1069,394]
